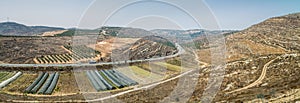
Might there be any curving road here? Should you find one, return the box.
[226,56,278,94]
[10,45,205,103]
[0,43,185,68]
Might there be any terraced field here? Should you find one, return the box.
[34,45,101,64]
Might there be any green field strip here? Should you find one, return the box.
[130,66,151,78]
[0,72,16,82]
[138,64,166,75]
[115,67,141,83]
[154,62,182,72]
[130,66,163,80]
[116,66,163,84]
[0,72,9,77]
[0,72,9,80]
[98,71,119,89]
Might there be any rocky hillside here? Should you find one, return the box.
[151,29,235,38]
[228,13,300,52]
[0,22,65,36]
[190,13,300,102]
[128,35,177,59]
[196,13,300,62]
[151,29,236,43]
[100,27,155,38]
[110,35,177,61]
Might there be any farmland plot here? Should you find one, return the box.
[34,45,101,64]
[0,72,16,83]
[0,72,22,88]
[86,69,138,91]
[116,66,164,84]
[153,62,183,72]
[116,62,183,85]
[24,72,60,95]
[137,62,181,79]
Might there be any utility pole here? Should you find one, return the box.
[7,17,9,22]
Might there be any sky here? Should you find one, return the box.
[0,0,300,30]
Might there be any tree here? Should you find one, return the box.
[269,89,276,98]
[257,94,265,102]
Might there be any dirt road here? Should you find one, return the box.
[227,57,278,94]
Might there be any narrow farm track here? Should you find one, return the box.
[226,56,279,94]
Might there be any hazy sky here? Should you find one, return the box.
[0,0,299,30]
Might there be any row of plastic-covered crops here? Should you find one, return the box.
[86,69,138,91]
[0,71,59,95]
[0,69,138,95]
[25,72,60,95]
[0,71,22,89]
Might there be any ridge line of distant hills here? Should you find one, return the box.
[0,22,65,36]
[1,12,299,38]
[0,21,237,38]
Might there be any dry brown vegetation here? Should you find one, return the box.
[53,72,80,95]
[40,30,68,37]
[2,73,36,94]
[1,13,300,102]
[87,37,140,57]
[0,37,71,64]
[193,13,300,102]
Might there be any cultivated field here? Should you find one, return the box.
[0,58,185,102]
[34,45,101,64]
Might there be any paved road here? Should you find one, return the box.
[11,44,204,103]
[0,43,185,68]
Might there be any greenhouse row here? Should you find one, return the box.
[86,69,138,91]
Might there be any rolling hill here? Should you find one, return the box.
[189,12,300,102]
[100,27,155,38]
[0,22,65,36]
[108,35,177,61]
[151,29,236,43]
[228,13,300,52]
[194,13,300,62]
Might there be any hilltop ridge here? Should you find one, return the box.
[0,22,65,36]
